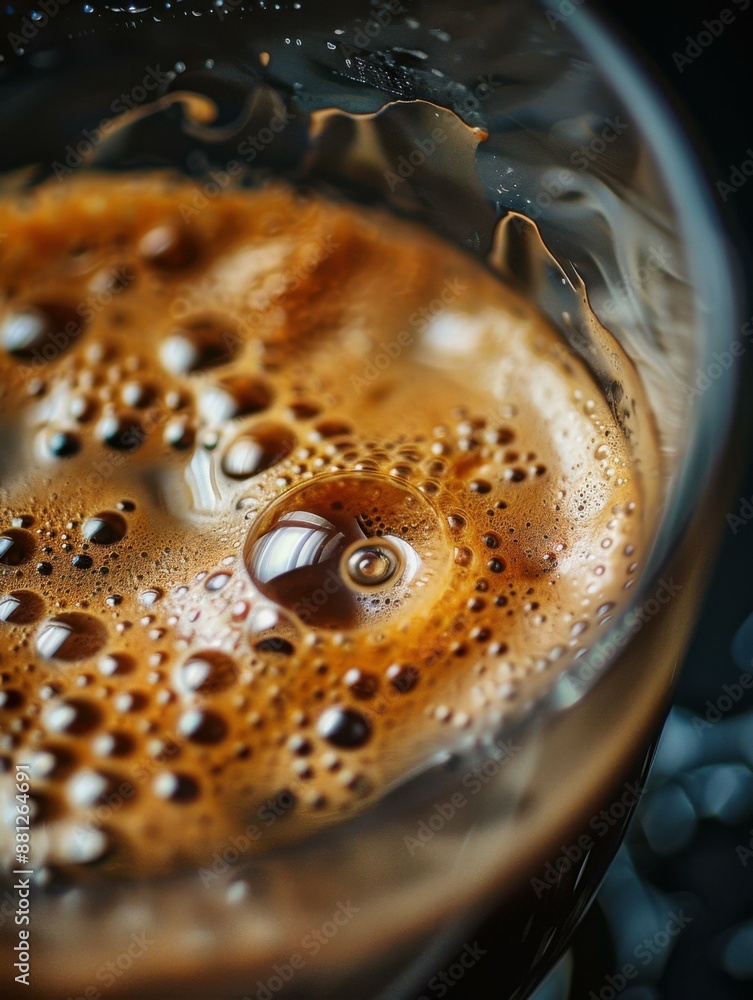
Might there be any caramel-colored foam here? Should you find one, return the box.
[0,175,645,878]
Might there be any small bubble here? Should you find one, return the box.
[160,317,238,375]
[97,413,144,451]
[48,430,81,458]
[343,668,379,699]
[138,224,198,271]
[37,613,107,661]
[153,772,200,802]
[178,708,228,743]
[44,698,101,735]
[175,652,238,695]
[83,512,127,546]
[222,424,295,479]
[0,590,45,624]
[317,706,370,748]
[0,528,35,566]
[386,664,418,692]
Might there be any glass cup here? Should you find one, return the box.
[0,1,740,998]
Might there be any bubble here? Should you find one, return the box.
[447,513,466,532]
[72,554,93,570]
[59,825,111,865]
[0,303,82,359]
[36,613,107,661]
[138,224,198,270]
[0,590,45,624]
[97,412,145,451]
[153,772,200,802]
[316,706,370,748]
[175,651,238,695]
[36,561,53,576]
[344,541,401,589]
[199,376,273,422]
[164,418,195,450]
[244,472,449,630]
[83,512,127,545]
[121,380,155,408]
[255,637,295,655]
[48,430,81,458]
[178,708,228,743]
[386,664,419,692]
[289,400,320,420]
[0,528,35,566]
[98,653,134,677]
[93,732,134,757]
[68,769,117,807]
[139,589,162,607]
[43,698,102,735]
[343,669,379,699]
[159,317,238,375]
[221,423,295,479]
[69,393,96,422]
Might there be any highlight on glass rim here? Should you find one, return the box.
[0,2,744,1000]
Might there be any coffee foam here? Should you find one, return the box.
[0,175,646,878]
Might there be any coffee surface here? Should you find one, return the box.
[0,175,645,877]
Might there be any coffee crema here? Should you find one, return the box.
[0,175,646,878]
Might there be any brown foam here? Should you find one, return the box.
[0,174,647,879]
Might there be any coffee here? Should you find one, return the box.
[0,175,645,878]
